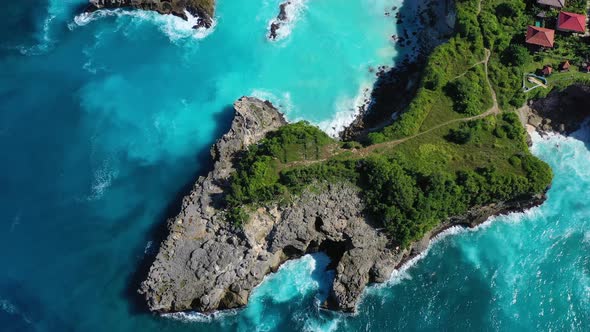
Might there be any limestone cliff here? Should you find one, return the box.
[519,84,590,135]
[86,0,216,28]
[139,97,545,313]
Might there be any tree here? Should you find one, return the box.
[502,44,531,67]
[446,74,484,115]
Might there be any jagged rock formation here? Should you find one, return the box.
[86,0,216,28]
[520,84,590,135]
[139,97,546,313]
[268,2,290,40]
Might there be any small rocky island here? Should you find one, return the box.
[86,0,216,28]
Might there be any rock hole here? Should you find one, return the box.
[314,216,324,232]
[319,239,349,271]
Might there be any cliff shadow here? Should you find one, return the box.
[530,84,590,151]
[342,0,456,141]
[121,106,235,316]
[571,121,590,151]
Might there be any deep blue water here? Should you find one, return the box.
[1,1,589,331]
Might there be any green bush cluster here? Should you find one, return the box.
[360,148,551,248]
[446,120,487,144]
[445,67,489,115]
[256,121,333,163]
[222,0,556,247]
[493,112,525,140]
[225,121,335,224]
[367,0,487,143]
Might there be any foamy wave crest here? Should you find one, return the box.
[162,309,240,323]
[19,15,56,56]
[376,204,545,290]
[319,82,374,137]
[251,89,294,117]
[267,0,309,42]
[301,314,343,332]
[71,9,216,42]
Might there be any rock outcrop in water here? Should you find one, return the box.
[139,97,546,313]
[86,0,216,29]
[268,1,291,40]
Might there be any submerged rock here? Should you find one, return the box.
[139,97,546,313]
[86,0,216,29]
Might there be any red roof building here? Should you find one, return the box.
[542,65,553,76]
[557,11,587,33]
[526,26,555,48]
[560,60,571,71]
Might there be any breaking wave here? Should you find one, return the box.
[71,9,217,42]
[319,81,374,137]
[267,0,310,42]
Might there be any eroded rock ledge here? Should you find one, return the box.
[139,97,546,314]
[86,0,216,29]
[519,84,590,136]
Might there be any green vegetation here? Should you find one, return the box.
[445,66,492,115]
[225,122,338,225]
[222,0,560,247]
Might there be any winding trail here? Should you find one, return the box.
[287,48,500,168]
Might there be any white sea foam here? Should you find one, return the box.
[71,9,216,42]
[251,89,295,117]
[88,159,119,201]
[319,82,374,137]
[267,0,309,42]
[144,241,154,255]
[303,316,343,332]
[162,308,240,323]
[19,15,56,55]
[373,203,546,292]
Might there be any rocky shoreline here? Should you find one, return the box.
[85,0,216,29]
[139,97,549,314]
[519,84,590,137]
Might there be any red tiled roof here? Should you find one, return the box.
[557,11,587,33]
[526,26,555,48]
[542,66,553,75]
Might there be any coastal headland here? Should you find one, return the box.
[111,0,590,315]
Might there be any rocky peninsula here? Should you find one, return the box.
[86,0,216,28]
[127,0,590,317]
[139,97,547,313]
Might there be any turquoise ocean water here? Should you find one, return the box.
[1,0,589,331]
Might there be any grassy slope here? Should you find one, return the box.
[224,0,557,248]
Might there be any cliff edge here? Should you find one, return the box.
[519,84,590,136]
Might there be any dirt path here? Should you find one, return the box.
[287,49,500,168]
